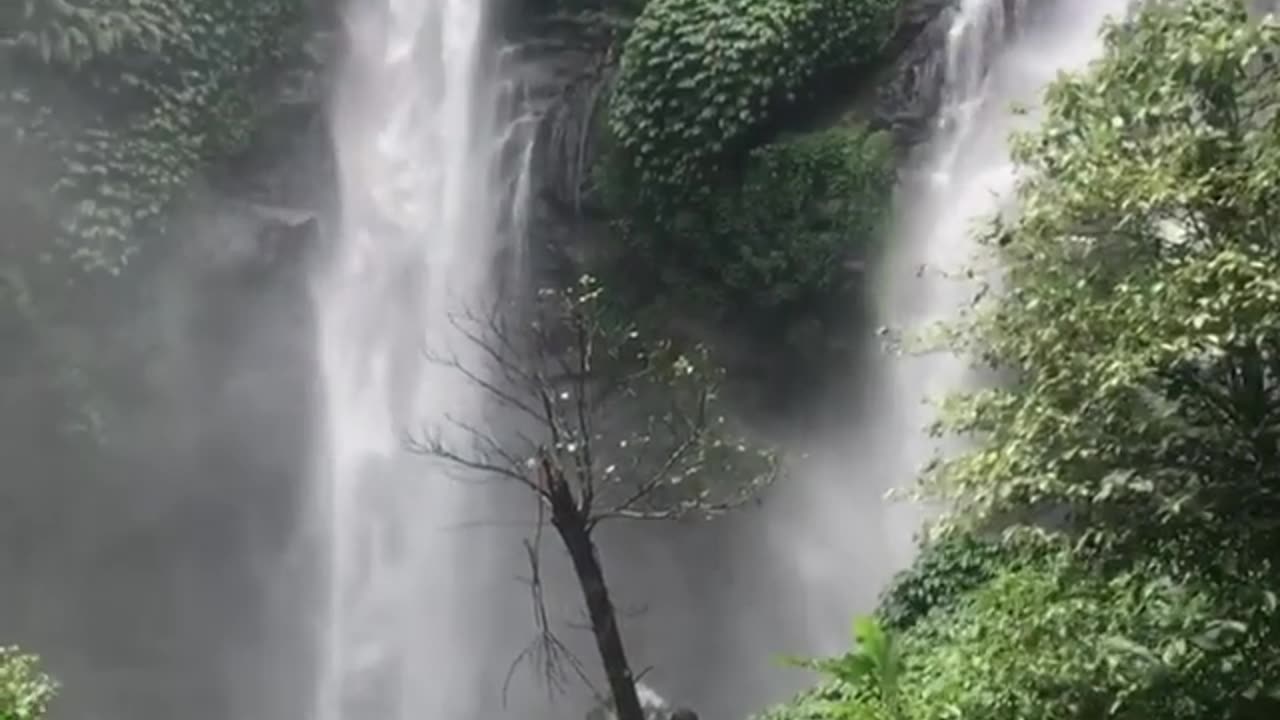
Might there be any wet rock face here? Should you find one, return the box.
[871,0,955,146]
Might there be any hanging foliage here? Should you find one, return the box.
[606,0,897,209]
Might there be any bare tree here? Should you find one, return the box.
[408,276,778,720]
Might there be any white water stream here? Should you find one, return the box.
[876,0,1134,475]
[312,1,535,718]
[768,0,1133,687]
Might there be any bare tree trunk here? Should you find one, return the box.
[556,519,644,720]
[548,487,644,720]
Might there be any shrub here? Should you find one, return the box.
[606,0,897,204]
[875,534,1009,632]
[699,126,894,315]
[896,559,1280,720]
[0,647,56,720]
[766,552,1280,720]
[607,125,894,324]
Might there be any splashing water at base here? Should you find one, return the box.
[310,1,535,718]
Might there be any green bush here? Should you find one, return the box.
[766,553,1280,720]
[606,0,897,204]
[700,126,894,314]
[876,534,1012,633]
[0,647,55,720]
[897,559,1280,720]
[608,125,894,323]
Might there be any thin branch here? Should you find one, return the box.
[575,312,597,515]
[594,431,703,525]
[423,344,546,426]
[597,459,781,523]
[405,429,544,497]
[502,502,604,707]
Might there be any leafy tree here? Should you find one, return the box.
[0,647,55,720]
[411,277,777,720]
[765,3,1280,719]
[920,0,1280,561]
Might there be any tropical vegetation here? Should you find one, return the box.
[767,2,1280,718]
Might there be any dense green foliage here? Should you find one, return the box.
[593,0,901,343]
[700,127,893,314]
[875,533,1021,633]
[606,0,896,205]
[624,126,893,320]
[768,2,1280,719]
[0,648,55,720]
[922,0,1280,552]
[2,0,304,277]
[600,124,894,333]
[771,553,1280,720]
[1,0,306,443]
[899,559,1279,720]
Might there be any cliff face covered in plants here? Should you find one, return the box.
[1,2,326,718]
[1,0,326,443]
[515,0,957,401]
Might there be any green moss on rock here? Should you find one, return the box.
[606,0,898,203]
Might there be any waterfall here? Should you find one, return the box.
[312,1,536,718]
[305,0,1133,718]
[868,0,1135,558]
[722,0,1136,698]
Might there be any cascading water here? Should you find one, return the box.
[717,0,1136,705]
[312,1,536,718]
[880,0,1135,450]
[848,0,1136,612]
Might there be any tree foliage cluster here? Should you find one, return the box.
[590,0,900,334]
[765,2,1280,718]
[0,647,55,720]
[605,0,896,205]
[599,121,895,331]
[615,126,895,323]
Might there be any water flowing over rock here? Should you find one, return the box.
[312,1,537,718]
